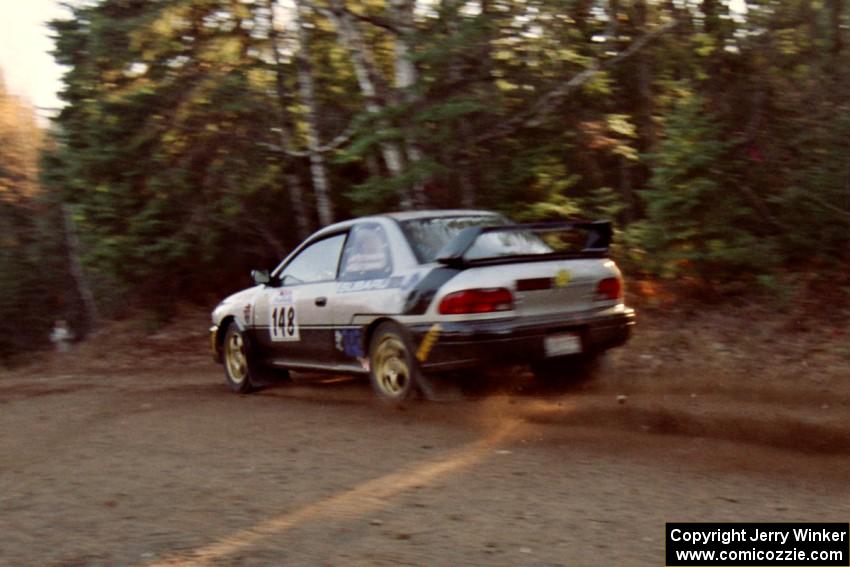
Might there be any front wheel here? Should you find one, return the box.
[369,322,421,405]
[223,325,262,394]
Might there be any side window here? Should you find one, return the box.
[281,234,345,285]
[339,223,393,281]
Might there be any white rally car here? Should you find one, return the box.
[210,210,635,403]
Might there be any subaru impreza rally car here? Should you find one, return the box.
[210,210,635,403]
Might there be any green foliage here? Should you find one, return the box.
[36,0,850,325]
[772,110,850,264]
[516,157,582,221]
[46,0,306,309]
[0,79,80,360]
[640,92,774,279]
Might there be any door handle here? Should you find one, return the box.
[315,297,327,307]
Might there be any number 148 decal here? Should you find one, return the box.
[269,290,300,342]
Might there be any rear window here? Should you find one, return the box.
[466,231,553,260]
[401,216,505,263]
[401,214,554,263]
[401,216,594,263]
[466,227,596,260]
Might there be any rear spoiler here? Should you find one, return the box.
[436,220,613,267]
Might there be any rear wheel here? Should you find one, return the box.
[369,322,420,405]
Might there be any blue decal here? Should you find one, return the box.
[337,328,364,358]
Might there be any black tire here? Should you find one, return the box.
[222,324,272,394]
[368,322,421,405]
[531,353,603,391]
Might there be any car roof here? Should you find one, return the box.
[381,209,499,222]
[276,209,504,275]
[312,209,500,238]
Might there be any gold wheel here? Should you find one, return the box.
[372,333,412,399]
[224,330,249,386]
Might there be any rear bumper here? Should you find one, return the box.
[409,307,635,372]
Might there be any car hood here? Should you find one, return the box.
[212,285,263,323]
[220,285,263,306]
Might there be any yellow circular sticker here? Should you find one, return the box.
[554,269,571,288]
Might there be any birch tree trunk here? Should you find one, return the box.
[829,0,843,56]
[61,204,98,333]
[629,0,653,222]
[266,0,311,240]
[618,157,636,225]
[390,0,426,208]
[446,0,476,208]
[324,0,413,209]
[606,0,620,42]
[294,0,333,226]
[634,0,655,150]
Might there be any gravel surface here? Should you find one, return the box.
[2,359,849,566]
[2,307,848,566]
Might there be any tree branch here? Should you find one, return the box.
[344,9,401,34]
[307,0,403,34]
[473,20,678,144]
[260,121,358,157]
[807,191,850,221]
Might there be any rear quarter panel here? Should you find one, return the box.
[424,258,622,320]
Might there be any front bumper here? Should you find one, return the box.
[409,307,635,372]
[210,325,222,363]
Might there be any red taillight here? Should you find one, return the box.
[595,277,623,301]
[438,288,514,315]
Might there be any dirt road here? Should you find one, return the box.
[2,309,849,566]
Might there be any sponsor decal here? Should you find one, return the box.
[554,269,571,288]
[271,289,294,305]
[336,277,404,294]
[334,329,365,358]
[416,324,442,362]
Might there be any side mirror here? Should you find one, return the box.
[251,269,270,285]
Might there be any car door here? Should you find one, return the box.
[332,223,400,357]
[254,233,346,366]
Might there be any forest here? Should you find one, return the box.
[0,0,848,359]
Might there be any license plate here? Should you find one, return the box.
[544,333,582,357]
